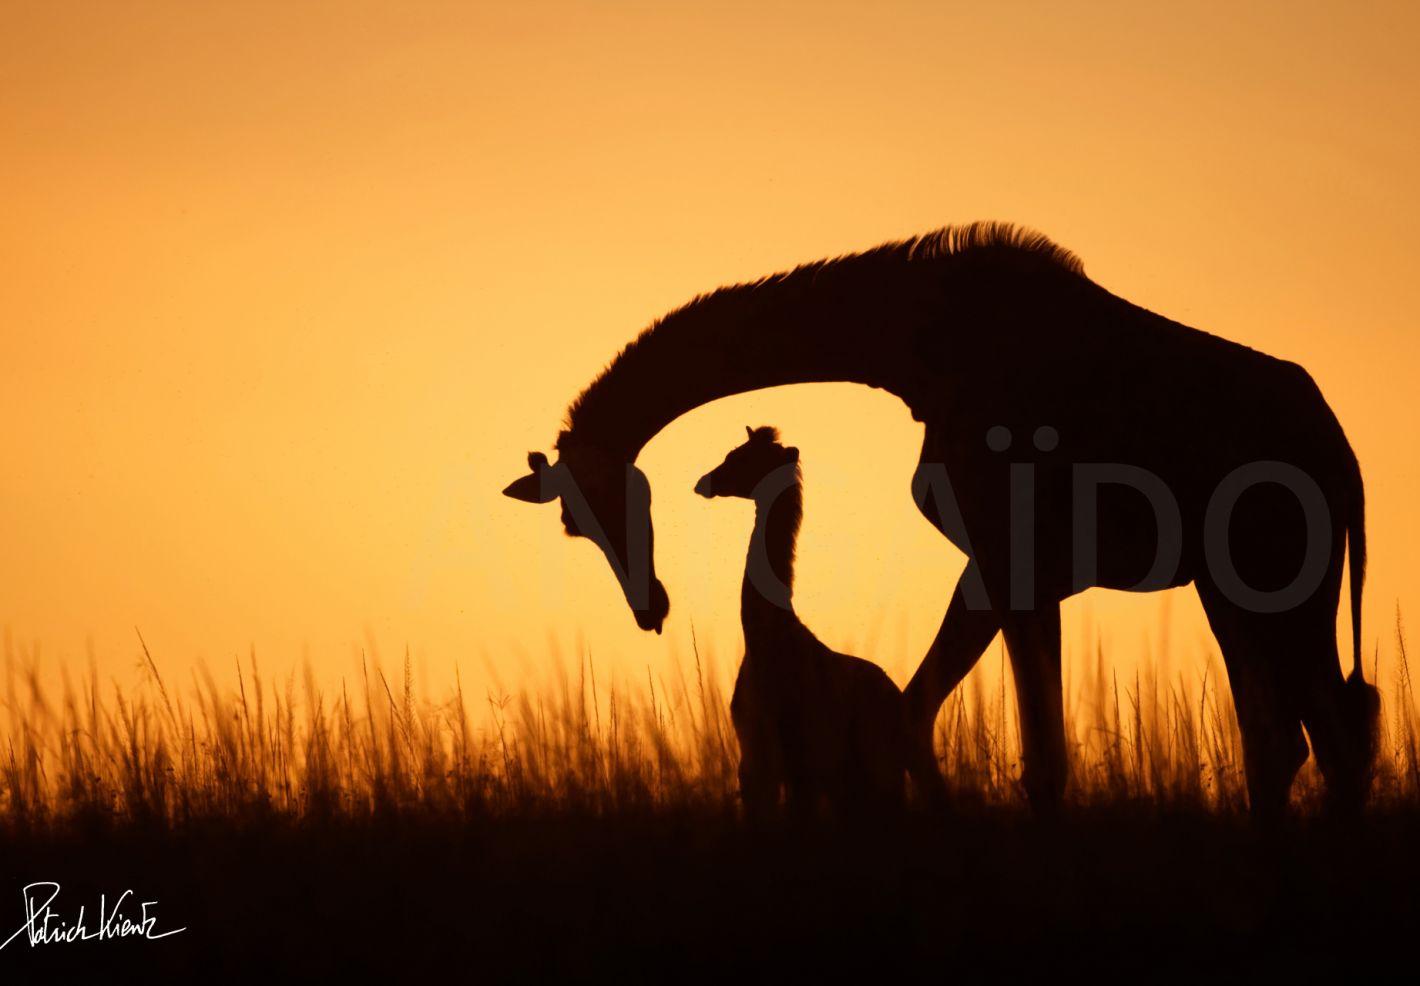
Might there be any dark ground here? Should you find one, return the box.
[1,804,1416,982]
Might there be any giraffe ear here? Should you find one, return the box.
[503,452,561,503]
[746,426,754,440]
[503,473,554,503]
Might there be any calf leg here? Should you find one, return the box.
[731,660,782,824]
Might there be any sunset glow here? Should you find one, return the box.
[4,1,1417,710]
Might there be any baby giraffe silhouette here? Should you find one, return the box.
[696,426,909,823]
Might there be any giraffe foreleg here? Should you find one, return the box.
[902,569,1001,804]
[1002,605,1067,814]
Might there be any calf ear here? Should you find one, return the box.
[503,452,560,503]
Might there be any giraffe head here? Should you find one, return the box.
[694,426,800,501]
[503,442,670,634]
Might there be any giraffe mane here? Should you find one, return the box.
[559,222,1085,444]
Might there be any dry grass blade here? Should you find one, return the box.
[0,627,1416,829]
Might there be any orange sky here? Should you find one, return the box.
[3,1,1417,706]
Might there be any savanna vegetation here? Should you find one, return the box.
[2,620,1418,979]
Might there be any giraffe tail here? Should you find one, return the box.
[1345,447,1367,687]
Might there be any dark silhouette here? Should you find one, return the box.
[503,222,1379,819]
[694,426,908,821]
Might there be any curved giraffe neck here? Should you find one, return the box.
[742,472,803,618]
[559,256,946,459]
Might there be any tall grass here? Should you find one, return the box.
[2,621,1418,832]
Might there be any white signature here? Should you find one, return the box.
[0,882,185,950]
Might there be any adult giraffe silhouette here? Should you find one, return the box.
[503,222,1379,820]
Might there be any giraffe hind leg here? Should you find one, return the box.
[1197,581,1311,824]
